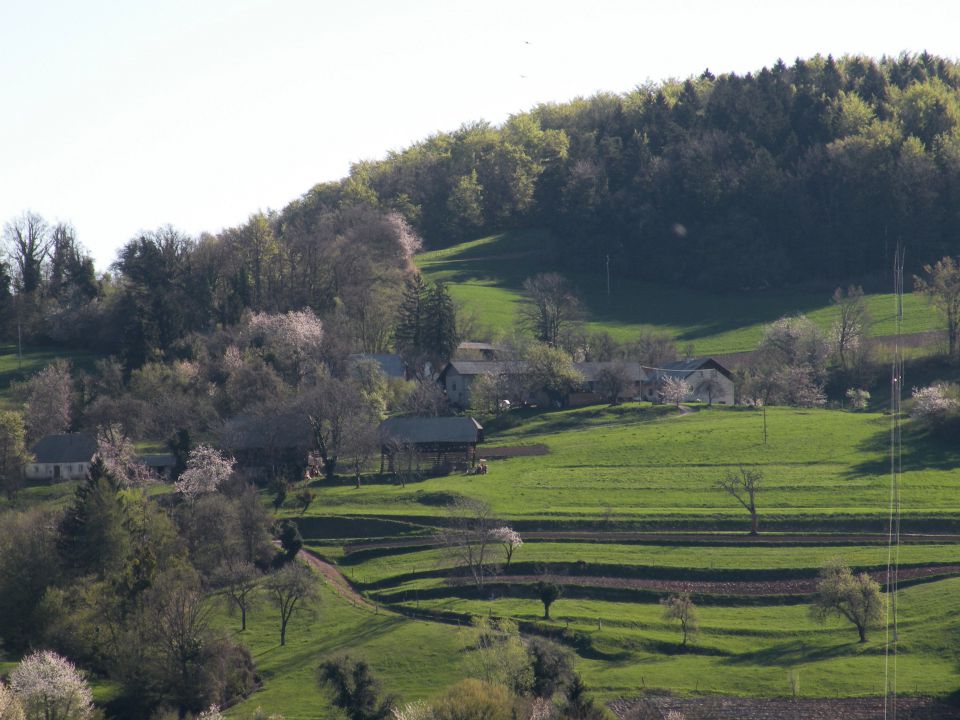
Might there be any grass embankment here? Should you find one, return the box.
[416,230,941,355]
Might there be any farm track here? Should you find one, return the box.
[444,564,960,596]
[297,547,375,609]
[343,531,960,555]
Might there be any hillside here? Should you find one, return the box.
[417,231,943,356]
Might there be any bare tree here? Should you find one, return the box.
[716,466,762,535]
[831,285,871,371]
[264,562,319,646]
[0,411,29,500]
[341,415,379,488]
[3,211,51,294]
[915,257,960,360]
[211,559,260,632]
[21,361,74,444]
[519,273,582,346]
[630,329,678,368]
[438,498,497,589]
[694,373,725,406]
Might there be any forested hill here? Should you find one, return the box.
[295,53,960,290]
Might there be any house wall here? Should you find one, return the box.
[26,462,90,481]
[685,369,735,405]
[443,368,472,407]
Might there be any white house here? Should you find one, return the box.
[643,357,735,405]
[26,433,98,482]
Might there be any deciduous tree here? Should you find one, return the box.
[811,558,884,643]
[519,273,582,347]
[716,466,762,535]
[9,650,93,720]
[661,593,698,647]
[264,562,318,646]
[175,445,235,502]
[915,256,960,360]
[0,411,29,500]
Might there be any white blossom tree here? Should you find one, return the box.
[660,376,691,407]
[0,680,24,720]
[175,444,235,501]
[197,706,225,720]
[489,527,523,566]
[245,309,324,382]
[9,650,93,720]
[911,382,959,419]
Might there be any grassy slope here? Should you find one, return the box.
[416,231,941,355]
[295,404,960,525]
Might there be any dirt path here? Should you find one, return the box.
[297,547,376,609]
[344,532,960,555]
[445,564,960,597]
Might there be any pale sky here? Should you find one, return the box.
[2,0,958,269]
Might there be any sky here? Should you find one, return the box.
[2,0,959,269]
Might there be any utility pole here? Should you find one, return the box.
[606,254,610,298]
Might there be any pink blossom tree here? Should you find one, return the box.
[489,527,523,566]
[96,425,155,488]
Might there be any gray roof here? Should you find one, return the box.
[380,416,483,445]
[443,360,529,377]
[574,362,647,383]
[651,357,733,380]
[140,453,176,468]
[348,353,407,379]
[31,434,98,464]
[220,413,313,450]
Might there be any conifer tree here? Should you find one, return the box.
[393,274,428,358]
[424,281,459,365]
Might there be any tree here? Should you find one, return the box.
[489,526,522,566]
[3,212,51,295]
[659,375,691,406]
[915,257,960,360]
[299,377,361,480]
[9,650,93,720]
[519,273,582,346]
[0,680,24,720]
[438,498,496,589]
[22,361,73,444]
[463,617,532,695]
[57,456,131,578]
[630,330,678,368]
[594,363,632,405]
[423,282,460,366]
[716,466,762,535]
[811,558,884,643]
[757,315,830,386]
[526,637,574,700]
[340,415,380,489]
[693,373,725,406]
[845,388,871,410]
[317,656,396,720]
[661,593,698,647]
[96,424,155,488]
[212,559,260,632]
[0,510,59,652]
[264,562,319,646]
[175,445,235,501]
[524,344,582,407]
[393,274,429,366]
[831,285,871,371]
[0,411,29,500]
[276,519,303,562]
[536,580,562,620]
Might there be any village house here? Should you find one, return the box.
[453,341,503,361]
[437,360,528,408]
[643,357,736,405]
[25,433,98,482]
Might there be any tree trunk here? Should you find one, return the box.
[280,616,288,646]
[543,602,551,620]
[750,511,759,535]
[858,625,867,643]
[241,604,247,631]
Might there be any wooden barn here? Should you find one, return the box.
[379,416,484,471]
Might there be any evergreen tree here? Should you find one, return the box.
[393,274,428,358]
[57,456,130,578]
[424,281,459,365]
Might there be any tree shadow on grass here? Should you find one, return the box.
[720,637,866,667]
[847,420,960,475]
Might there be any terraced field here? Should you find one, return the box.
[289,403,960,703]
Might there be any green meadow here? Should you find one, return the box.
[416,231,943,355]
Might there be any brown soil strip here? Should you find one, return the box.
[344,532,960,555]
[447,564,960,597]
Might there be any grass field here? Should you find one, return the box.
[293,404,960,528]
[416,231,943,355]
[0,343,103,410]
